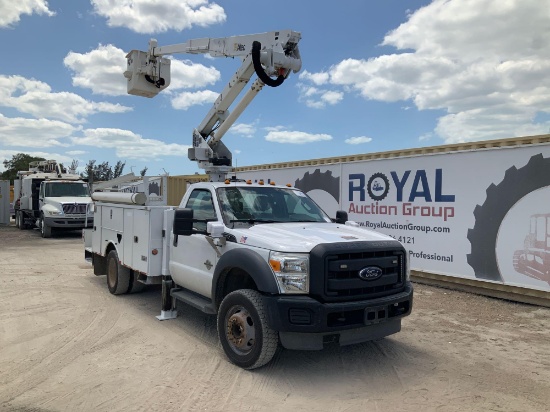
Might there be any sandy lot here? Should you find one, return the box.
[0,223,549,412]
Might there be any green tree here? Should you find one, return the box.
[81,160,126,183]
[1,153,46,184]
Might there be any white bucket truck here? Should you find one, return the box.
[14,160,93,237]
[84,30,413,369]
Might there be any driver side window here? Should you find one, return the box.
[184,189,217,232]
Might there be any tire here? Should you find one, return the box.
[217,289,278,370]
[40,214,52,238]
[467,154,550,281]
[106,249,131,295]
[127,271,145,294]
[294,169,340,203]
[17,211,27,230]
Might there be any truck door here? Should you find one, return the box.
[169,188,219,298]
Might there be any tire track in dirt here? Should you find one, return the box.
[0,287,123,406]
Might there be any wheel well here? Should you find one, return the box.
[215,268,258,308]
[104,242,117,257]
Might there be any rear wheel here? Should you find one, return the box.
[127,271,145,294]
[17,211,27,230]
[106,249,131,295]
[217,289,278,370]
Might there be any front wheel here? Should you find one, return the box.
[106,249,130,295]
[217,289,278,370]
[40,214,52,238]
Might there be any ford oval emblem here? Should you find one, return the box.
[358,266,383,281]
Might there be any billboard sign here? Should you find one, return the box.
[238,144,550,292]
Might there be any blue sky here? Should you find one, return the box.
[1,0,549,176]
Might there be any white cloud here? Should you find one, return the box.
[72,128,190,160]
[303,0,550,143]
[299,70,329,86]
[265,130,332,144]
[0,0,55,28]
[66,150,87,156]
[64,44,128,96]
[229,123,256,138]
[91,0,226,34]
[0,75,132,123]
[64,45,220,97]
[171,90,218,110]
[0,114,77,148]
[170,59,220,89]
[321,91,344,105]
[298,84,344,109]
[345,136,372,145]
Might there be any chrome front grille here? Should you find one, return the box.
[62,203,87,214]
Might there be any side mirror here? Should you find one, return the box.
[173,208,194,236]
[335,210,348,224]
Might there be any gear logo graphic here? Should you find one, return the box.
[467,154,550,282]
[294,169,340,202]
[367,173,390,201]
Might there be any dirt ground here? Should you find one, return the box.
[0,223,549,412]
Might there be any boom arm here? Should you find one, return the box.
[124,30,302,181]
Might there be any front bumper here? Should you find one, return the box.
[263,282,413,350]
[44,215,93,229]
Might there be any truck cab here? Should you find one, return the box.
[38,180,93,236]
[15,160,93,237]
[170,180,413,367]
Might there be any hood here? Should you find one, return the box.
[228,222,396,253]
[45,196,92,204]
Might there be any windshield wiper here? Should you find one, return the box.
[229,218,277,225]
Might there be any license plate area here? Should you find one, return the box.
[364,306,387,325]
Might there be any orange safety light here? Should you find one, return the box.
[246,180,252,184]
[269,259,281,272]
[270,181,276,185]
[224,179,230,184]
[259,180,264,185]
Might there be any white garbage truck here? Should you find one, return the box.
[84,30,413,369]
[14,160,93,237]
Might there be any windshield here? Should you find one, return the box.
[44,182,90,197]
[217,186,331,227]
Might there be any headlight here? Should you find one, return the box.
[405,254,411,281]
[47,210,63,216]
[269,252,309,294]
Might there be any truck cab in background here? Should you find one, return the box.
[15,160,93,237]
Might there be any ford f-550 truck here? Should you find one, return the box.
[83,30,413,369]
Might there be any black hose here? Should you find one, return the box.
[252,41,285,87]
[145,74,165,88]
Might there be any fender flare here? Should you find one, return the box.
[102,240,119,259]
[212,248,279,301]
